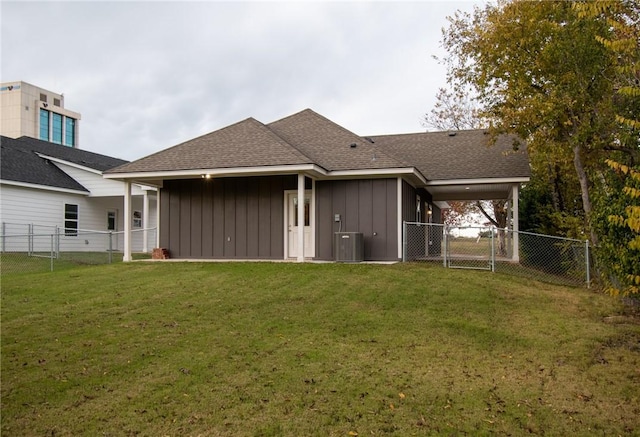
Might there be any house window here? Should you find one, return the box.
[64,204,79,236]
[416,195,422,222]
[107,210,117,231]
[52,113,63,144]
[65,117,75,147]
[39,109,49,140]
[133,210,142,228]
[293,197,310,227]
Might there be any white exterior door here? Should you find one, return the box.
[287,192,313,258]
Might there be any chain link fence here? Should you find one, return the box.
[403,222,590,287]
[0,224,156,275]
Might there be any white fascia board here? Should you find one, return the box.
[136,184,158,192]
[103,164,427,185]
[35,154,104,175]
[425,177,530,186]
[0,179,89,196]
[327,167,426,183]
[103,164,325,181]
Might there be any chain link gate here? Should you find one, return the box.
[444,226,495,271]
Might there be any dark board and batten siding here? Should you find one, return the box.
[160,176,296,259]
[315,178,398,261]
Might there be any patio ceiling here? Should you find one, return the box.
[425,179,526,202]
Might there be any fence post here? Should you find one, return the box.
[585,239,590,288]
[108,231,113,264]
[402,221,407,262]
[28,223,32,255]
[50,234,54,272]
[55,226,60,258]
[443,225,447,268]
[491,227,496,273]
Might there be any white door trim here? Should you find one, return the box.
[283,189,315,259]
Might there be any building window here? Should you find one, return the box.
[65,117,75,146]
[40,93,47,102]
[416,195,422,222]
[107,211,117,231]
[64,204,79,236]
[52,113,63,144]
[292,197,310,227]
[53,98,61,107]
[133,211,142,228]
[39,109,50,140]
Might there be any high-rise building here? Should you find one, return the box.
[0,81,81,148]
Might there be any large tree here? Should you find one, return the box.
[577,0,640,295]
[440,0,637,243]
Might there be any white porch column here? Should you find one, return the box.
[297,174,305,262]
[156,188,161,248]
[512,184,520,263]
[123,180,132,262]
[397,177,403,260]
[142,190,150,253]
[310,178,316,256]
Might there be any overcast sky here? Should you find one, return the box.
[1,1,482,161]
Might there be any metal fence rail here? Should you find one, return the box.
[403,222,590,287]
[0,227,156,275]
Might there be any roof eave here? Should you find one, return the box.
[35,153,105,175]
[104,164,325,182]
[103,164,426,186]
[0,179,90,195]
[424,176,530,186]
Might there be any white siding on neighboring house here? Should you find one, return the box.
[1,184,157,253]
[51,161,147,197]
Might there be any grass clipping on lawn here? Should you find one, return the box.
[2,262,639,436]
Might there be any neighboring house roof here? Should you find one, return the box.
[369,130,530,181]
[1,135,127,192]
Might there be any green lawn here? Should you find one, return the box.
[2,262,639,436]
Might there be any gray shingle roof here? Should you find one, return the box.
[369,130,530,181]
[1,136,128,192]
[268,109,407,171]
[107,118,313,174]
[105,110,530,183]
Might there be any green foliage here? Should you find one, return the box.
[593,161,640,296]
[575,1,640,295]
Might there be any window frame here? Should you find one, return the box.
[52,112,63,144]
[65,117,75,146]
[133,210,142,228]
[64,203,79,236]
[39,108,50,141]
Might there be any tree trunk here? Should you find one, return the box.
[547,163,562,212]
[476,200,508,256]
[573,144,598,245]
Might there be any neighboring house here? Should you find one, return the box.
[105,109,529,262]
[0,136,157,253]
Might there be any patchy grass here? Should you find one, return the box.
[0,252,151,274]
[1,262,639,436]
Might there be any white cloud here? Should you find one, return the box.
[1,1,482,161]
